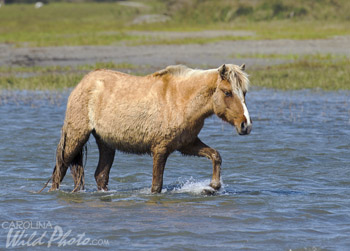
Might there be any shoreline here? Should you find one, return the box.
[1,35,349,91]
[2,36,350,69]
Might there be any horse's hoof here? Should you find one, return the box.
[202,188,217,196]
[48,187,57,192]
[151,185,162,194]
[209,181,221,190]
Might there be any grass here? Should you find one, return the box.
[1,57,349,91]
[0,2,143,46]
[0,0,350,46]
[231,53,347,60]
[250,58,350,90]
[133,35,254,46]
[1,1,349,91]
[0,62,139,90]
[1,73,83,90]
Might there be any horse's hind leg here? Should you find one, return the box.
[179,137,222,190]
[71,148,85,192]
[94,133,115,191]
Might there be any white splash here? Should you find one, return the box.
[169,177,217,195]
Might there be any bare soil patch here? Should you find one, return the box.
[1,35,349,72]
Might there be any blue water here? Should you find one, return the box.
[0,89,349,250]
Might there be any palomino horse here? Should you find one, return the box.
[48,64,252,193]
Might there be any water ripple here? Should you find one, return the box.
[1,89,350,250]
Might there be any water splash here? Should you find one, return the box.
[165,177,220,195]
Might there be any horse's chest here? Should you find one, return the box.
[162,122,204,148]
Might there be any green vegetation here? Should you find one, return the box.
[231,53,347,61]
[0,2,143,46]
[250,58,350,90]
[1,57,349,90]
[0,0,350,46]
[0,62,139,90]
[134,35,254,46]
[1,0,349,91]
[1,73,83,90]
[166,0,350,23]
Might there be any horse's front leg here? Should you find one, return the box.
[179,137,222,190]
[151,150,169,193]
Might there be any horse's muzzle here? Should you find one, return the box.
[238,121,252,135]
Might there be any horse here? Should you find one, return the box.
[47,63,252,193]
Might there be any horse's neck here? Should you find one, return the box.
[180,72,217,123]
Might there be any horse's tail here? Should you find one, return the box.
[71,144,87,192]
[36,177,51,193]
[52,129,68,186]
[54,124,89,192]
[38,83,91,193]
[37,129,67,193]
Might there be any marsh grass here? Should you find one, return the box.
[0,62,139,90]
[1,73,84,90]
[1,1,350,47]
[134,35,254,46]
[0,2,143,46]
[1,58,349,91]
[231,53,347,61]
[0,62,137,74]
[250,58,350,90]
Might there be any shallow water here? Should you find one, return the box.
[0,89,349,250]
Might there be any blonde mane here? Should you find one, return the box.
[153,64,218,78]
[154,64,249,93]
[223,64,250,93]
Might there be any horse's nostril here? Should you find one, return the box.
[241,122,246,130]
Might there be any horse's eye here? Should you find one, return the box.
[224,90,232,97]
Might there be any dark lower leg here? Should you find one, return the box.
[94,138,115,191]
[95,158,114,191]
[209,161,221,190]
[151,152,168,193]
[71,151,84,192]
[49,163,68,191]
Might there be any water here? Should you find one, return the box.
[0,89,349,250]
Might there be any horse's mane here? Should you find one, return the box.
[153,64,249,92]
[224,64,250,93]
[153,65,202,77]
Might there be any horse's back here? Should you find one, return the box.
[79,69,152,93]
[70,69,164,153]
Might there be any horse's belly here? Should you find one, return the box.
[111,137,152,154]
[108,138,152,154]
[91,101,197,154]
[94,121,156,154]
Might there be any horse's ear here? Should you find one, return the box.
[219,64,227,80]
[240,63,246,71]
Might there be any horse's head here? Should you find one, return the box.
[213,64,252,135]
